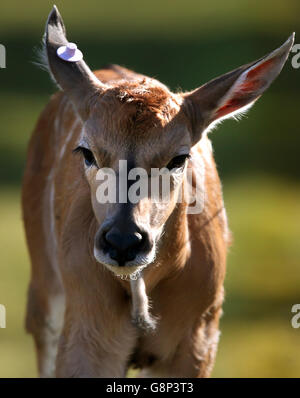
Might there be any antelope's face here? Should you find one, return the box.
[76,82,193,275]
[45,7,294,275]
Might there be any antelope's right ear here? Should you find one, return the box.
[44,6,106,119]
[183,34,295,144]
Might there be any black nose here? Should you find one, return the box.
[103,227,146,266]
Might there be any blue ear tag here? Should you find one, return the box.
[57,42,83,62]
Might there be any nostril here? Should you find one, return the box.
[108,248,118,261]
[131,232,143,247]
[139,231,151,252]
[104,230,122,250]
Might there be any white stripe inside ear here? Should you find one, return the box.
[211,65,260,125]
[209,35,295,129]
[204,101,255,136]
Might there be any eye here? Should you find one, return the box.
[73,146,97,167]
[166,154,190,171]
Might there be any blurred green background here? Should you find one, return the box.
[0,0,300,377]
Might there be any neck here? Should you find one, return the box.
[143,199,190,291]
[129,200,190,332]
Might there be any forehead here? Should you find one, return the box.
[84,79,190,157]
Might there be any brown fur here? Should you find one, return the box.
[23,14,294,375]
[91,76,180,136]
[22,65,228,377]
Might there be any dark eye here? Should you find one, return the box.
[73,146,97,167]
[166,154,190,170]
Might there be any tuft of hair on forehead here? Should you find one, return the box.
[100,79,180,134]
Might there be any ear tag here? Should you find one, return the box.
[56,42,83,62]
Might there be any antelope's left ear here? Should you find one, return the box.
[44,6,106,119]
[183,34,295,143]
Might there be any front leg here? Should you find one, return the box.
[56,249,138,377]
[137,308,222,378]
[56,294,138,378]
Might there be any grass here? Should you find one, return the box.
[224,175,300,300]
[0,176,300,377]
[212,176,300,377]
[214,319,300,378]
[0,189,36,377]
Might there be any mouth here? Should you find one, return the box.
[93,246,156,276]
